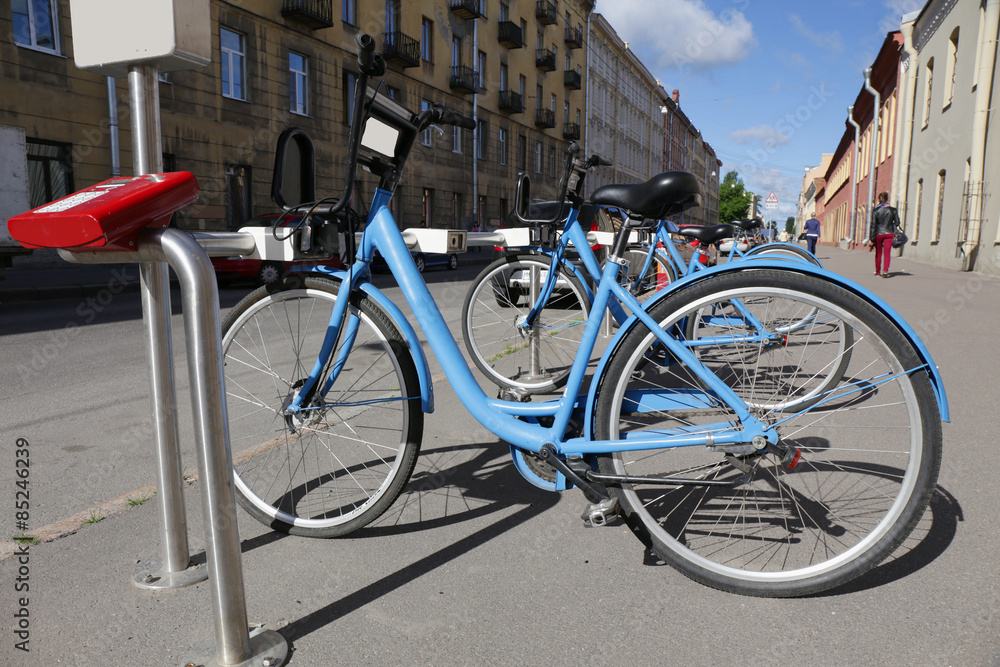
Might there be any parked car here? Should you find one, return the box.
[210,214,343,285]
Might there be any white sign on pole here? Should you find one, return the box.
[69,0,212,76]
[764,190,779,210]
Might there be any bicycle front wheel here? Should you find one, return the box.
[462,254,590,393]
[622,245,676,302]
[221,275,423,537]
[594,269,942,597]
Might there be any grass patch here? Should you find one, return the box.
[84,509,104,524]
[12,533,38,545]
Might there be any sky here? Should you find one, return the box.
[595,0,926,222]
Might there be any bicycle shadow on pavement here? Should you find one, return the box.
[816,484,963,596]
[272,439,562,645]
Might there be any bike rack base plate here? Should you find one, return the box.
[182,627,289,667]
[132,549,208,590]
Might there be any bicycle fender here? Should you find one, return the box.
[290,266,434,413]
[587,260,949,430]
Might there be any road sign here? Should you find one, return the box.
[764,190,778,210]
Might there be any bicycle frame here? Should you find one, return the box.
[287,188,778,470]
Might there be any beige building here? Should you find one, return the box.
[1,0,594,246]
[2,0,726,267]
[894,2,1000,274]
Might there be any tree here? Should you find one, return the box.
[718,170,753,223]
[785,217,796,235]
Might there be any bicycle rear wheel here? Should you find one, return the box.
[744,242,821,266]
[594,269,942,597]
[462,254,590,393]
[221,275,422,537]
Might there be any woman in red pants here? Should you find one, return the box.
[868,192,901,278]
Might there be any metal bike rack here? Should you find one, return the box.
[7,1,289,663]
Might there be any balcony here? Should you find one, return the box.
[281,0,334,29]
[563,69,581,89]
[563,122,580,140]
[535,108,556,129]
[383,31,420,68]
[536,48,556,71]
[536,0,557,25]
[450,65,479,94]
[499,90,524,113]
[565,25,583,49]
[498,20,524,48]
[450,0,486,20]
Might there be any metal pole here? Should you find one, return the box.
[127,63,207,589]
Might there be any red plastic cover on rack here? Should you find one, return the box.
[7,171,199,251]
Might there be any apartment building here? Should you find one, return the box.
[2,0,732,270]
[586,14,719,225]
[1,0,594,242]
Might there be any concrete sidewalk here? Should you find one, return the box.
[1,245,997,666]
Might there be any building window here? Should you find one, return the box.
[548,145,556,176]
[452,125,462,154]
[517,134,526,170]
[944,28,959,109]
[386,0,400,33]
[498,127,508,165]
[342,0,356,25]
[922,58,934,128]
[344,70,358,125]
[932,169,945,242]
[421,100,433,146]
[477,120,487,160]
[499,0,509,22]
[422,188,434,227]
[550,93,556,112]
[225,164,252,231]
[519,74,526,99]
[11,0,59,53]
[500,63,509,91]
[421,18,434,61]
[221,28,246,100]
[534,141,542,173]
[478,50,487,88]
[26,139,72,208]
[289,52,308,115]
[386,84,401,101]
[452,36,462,67]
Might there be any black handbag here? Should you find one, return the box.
[892,229,908,248]
[798,232,807,241]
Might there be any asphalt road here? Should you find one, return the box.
[0,247,997,666]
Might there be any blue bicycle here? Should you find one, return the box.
[220,35,946,597]
[461,158,833,397]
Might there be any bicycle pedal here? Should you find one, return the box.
[498,387,532,402]
[581,497,619,527]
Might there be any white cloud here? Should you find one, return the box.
[729,125,790,147]
[597,0,756,73]
[788,14,843,52]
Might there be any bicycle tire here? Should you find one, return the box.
[744,242,821,266]
[221,274,423,537]
[622,245,676,301]
[462,254,591,394]
[593,269,942,597]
